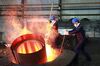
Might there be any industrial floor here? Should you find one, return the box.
[0,37,100,66]
[78,38,100,66]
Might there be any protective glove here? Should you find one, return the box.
[64,30,69,35]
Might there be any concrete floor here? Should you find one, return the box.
[78,38,100,66]
[0,37,100,66]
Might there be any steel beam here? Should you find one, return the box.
[59,0,62,21]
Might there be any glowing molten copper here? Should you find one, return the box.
[17,40,43,54]
[45,44,60,62]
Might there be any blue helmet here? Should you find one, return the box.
[72,18,79,23]
[50,16,55,20]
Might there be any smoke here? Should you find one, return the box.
[4,15,50,44]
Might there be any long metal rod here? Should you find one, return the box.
[60,35,66,53]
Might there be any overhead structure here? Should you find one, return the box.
[0,0,100,19]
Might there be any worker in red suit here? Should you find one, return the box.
[49,16,63,48]
[65,18,91,66]
[49,16,58,31]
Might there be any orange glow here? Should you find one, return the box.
[45,44,60,62]
[45,22,61,62]
[20,26,32,35]
[4,7,61,63]
[17,40,42,54]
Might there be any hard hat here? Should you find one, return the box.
[72,18,79,23]
[50,16,55,20]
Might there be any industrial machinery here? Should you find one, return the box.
[11,34,47,65]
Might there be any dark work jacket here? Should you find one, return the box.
[69,24,86,51]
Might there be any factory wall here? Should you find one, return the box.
[62,0,100,20]
[0,0,99,20]
[0,0,20,5]
[62,0,100,3]
[0,17,5,41]
[62,10,100,20]
[0,0,100,41]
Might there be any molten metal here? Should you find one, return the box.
[17,40,43,54]
[11,34,47,65]
[45,44,60,62]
